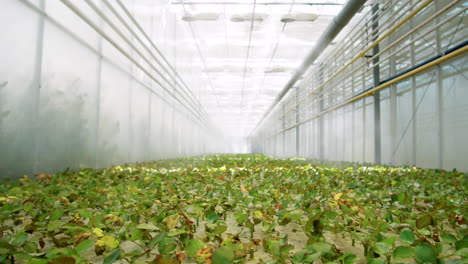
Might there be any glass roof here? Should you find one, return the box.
[134,0,348,138]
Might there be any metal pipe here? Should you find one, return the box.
[19,0,218,136]
[359,0,433,58]
[101,0,210,122]
[274,43,468,136]
[84,0,214,128]
[170,1,344,6]
[372,3,381,164]
[59,0,215,132]
[279,0,463,119]
[251,0,367,136]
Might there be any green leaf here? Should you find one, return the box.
[23,241,37,253]
[213,223,227,234]
[29,259,49,264]
[76,240,93,255]
[309,241,331,254]
[441,234,457,244]
[212,247,235,264]
[49,210,64,221]
[103,249,122,264]
[416,214,432,229]
[168,229,187,237]
[367,258,386,264]
[414,244,437,264]
[47,220,66,231]
[206,211,219,223]
[291,250,307,263]
[455,240,468,250]
[338,253,358,264]
[186,239,205,258]
[399,228,415,244]
[149,232,167,249]
[234,212,248,224]
[49,257,76,264]
[12,233,28,247]
[454,247,468,257]
[158,236,176,254]
[136,223,159,230]
[265,240,282,258]
[393,246,414,259]
[373,242,392,256]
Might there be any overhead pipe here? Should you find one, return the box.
[274,42,468,136]
[250,0,367,136]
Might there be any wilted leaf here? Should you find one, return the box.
[163,214,180,230]
[92,228,104,237]
[195,247,212,262]
[95,235,119,250]
[416,214,432,229]
[333,193,343,200]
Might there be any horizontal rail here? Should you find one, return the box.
[271,41,467,137]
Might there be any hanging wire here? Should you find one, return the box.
[245,0,296,132]
[180,0,222,109]
[240,0,258,110]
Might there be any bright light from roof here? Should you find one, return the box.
[143,0,350,137]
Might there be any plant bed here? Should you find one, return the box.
[0,154,466,263]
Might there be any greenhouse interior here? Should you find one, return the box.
[0,0,467,263]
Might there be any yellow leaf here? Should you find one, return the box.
[95,235,119,250]
[164,214,180,230]
[93,228,104,237]
[333,193,343,200]
[240,185,247,193]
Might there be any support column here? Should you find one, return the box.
[318,65,325,160]
[410,5,417,165]
[147,95,152,161]
[94,2,103,168]
[295,87,300,156]
[372,3,381,164]
[32,0,46,174]
[435,0,443,169]
[282,103,286,157]
[171,12,177,157]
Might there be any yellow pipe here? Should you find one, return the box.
[359,0,433,58]
[280,0,434,119]
[274,45,467,136]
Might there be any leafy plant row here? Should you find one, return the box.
[0,154,466,263]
